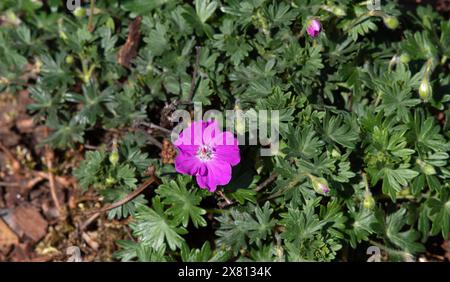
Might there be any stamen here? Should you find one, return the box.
[197,145,214,162]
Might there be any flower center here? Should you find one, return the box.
[196,145,214,162]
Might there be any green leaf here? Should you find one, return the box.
[182,0,217,37]
[131,198,186,251]
[65,82,115,126]
[121,0,169,14]
[213,20,252,65]
[195,0,218,23]
[344,16,378,41]
[347,208,376,248]
[157,176,207,228]
[180,242,231,262]
[285,126,324,159]
[27,86,59,116]
[427,191,450,238]
[319,113,359,149]
[380,167,419,201]
[385,208,425,254]
[114,240,167,262]
[102,190,147,220]
[44,119,85,149]
[216,202,276,254]
[409,110,449,153]
[230,189,257,205]
[40,53,74,87]
[280,199,325,243]
[116,164,138,188]
[192,78,213,105]
[143,23,168,57]
[73,150,106,191]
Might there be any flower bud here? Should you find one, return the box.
[397,187,411,197]
[106,17,115,31]
[234,101,247,136]
[105,176,117,185]
[399,53,410,64]
[383,16,399,30]
[65,55,74,65]
[330,6,346,17]
[252,10,269,35]
[59,30,68,41]
[422,16,432,30]
[331,149,341,158]
[73,7,86,18]
[310,175,330,195]
[306,19,322,38]
[5,10,21,26]
[363,193,375,209]
[322,5,346,17]
[109,150,119,166]
[416,159,436,175]
[419,78,432,100]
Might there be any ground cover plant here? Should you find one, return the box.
[0,0,449,262]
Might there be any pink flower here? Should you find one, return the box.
[173,120,240,192]
[306,18,321,37]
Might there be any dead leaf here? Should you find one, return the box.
[442,235,450,261]
[16,117,34,133]
[0,218,19,248]
[9,243,31,262]
[82,232,99,251]
[117,16,142,68]
[2,205,48,242]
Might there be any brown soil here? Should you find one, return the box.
[0,90,133,262]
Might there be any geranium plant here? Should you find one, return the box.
[0,0,449,262]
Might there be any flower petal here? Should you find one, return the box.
[211,131,238,146]
[176,144,199,154]
[212,132,240,166]
[173,120,208,147]
[215,146,240,166]
[311,19,321,31]
[202,120,220,145]
[174,152,202,175]
[195,159,232,192]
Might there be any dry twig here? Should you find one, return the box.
[44,143,62,214]
[137,121,172,135]
[85,176,157,216]
[87,0,96,32]
[0,176,44,189]
[217,190,234,208]
[83,167,159,220]
[0,141,21,173]
[185,46,201,103]
[255,172,278,192]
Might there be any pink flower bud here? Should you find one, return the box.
[309,175,330,196]
[306,19,322,38]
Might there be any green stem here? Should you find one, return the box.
[87,0,96,32]
[266,172,310,200]
[362,172,370,194]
